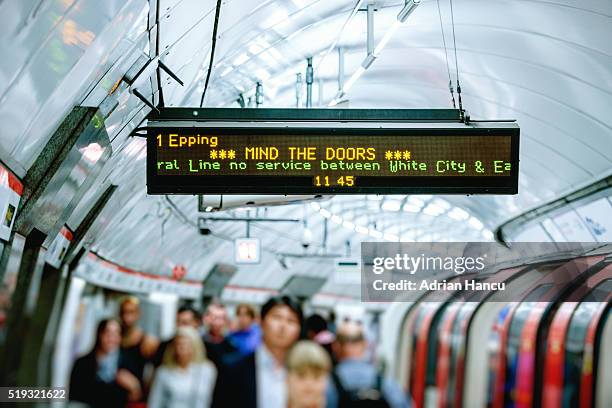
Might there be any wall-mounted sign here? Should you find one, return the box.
[46,225,73,268]
[234,238,261,264]
[75,252,202,299]
[147,109,519,195]
[0,164,23,241]
[172,264,187,280]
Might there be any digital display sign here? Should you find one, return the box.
[146,110,519,194]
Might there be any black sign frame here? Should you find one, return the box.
[146,108,519,195]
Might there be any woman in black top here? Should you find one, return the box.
[69,319,142,407]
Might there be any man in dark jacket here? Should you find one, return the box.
[327,322,410,408]
[202,302,237,368]
[212,295,302,408]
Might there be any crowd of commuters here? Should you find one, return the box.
[69,295,410,408]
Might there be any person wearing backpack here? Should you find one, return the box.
[326,322,410,408]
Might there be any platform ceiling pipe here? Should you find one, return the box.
[367,3,375,55]
[296,73,303,108]
[306,57,313,108]
[256,82,263,107]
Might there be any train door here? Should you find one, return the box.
[463,263,561,408]
[542,263,611,408]
[504,255,604,407]
[409,273,479,408]
[595,307,612,407]
[435,266,528,408]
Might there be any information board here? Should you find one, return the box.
[146,110,519,194]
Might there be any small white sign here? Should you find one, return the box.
[46,226,73,268]
[234,238,261,264]
[0,165,22,242]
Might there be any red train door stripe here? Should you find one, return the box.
[579,302,608,408]
[436,303,462,408]
[411,306,437,408]
[542,301,579,407]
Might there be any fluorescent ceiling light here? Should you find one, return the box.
[382,200,402,211]
[264,9,289,28]
[344,66,365,93]
[407,196,425,207]
[403,204,421,213]
[260,51,280,67]
[423,204,445,216]
[220,66,233,77]
[342,220,355,229]
[319,208,331,218]
[331,215,343,224]
[374,20,401,56]
[468,217,484,230]
[384,233,400,241]
[328,97,340,107]
[447,207,469,221]
[355,225,369,235]
[233,53,249,66]
[248,43,265,55]
[482,230,494,240]
[432,199,451,210]
[369,229,383,239]
[255,68,271,80]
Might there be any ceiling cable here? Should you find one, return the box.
[436,0,455,109]
[199,0,223,107]
[449,0,464,118]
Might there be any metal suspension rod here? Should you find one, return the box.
[306,57,313,108]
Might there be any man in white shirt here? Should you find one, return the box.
[212,295,303,408]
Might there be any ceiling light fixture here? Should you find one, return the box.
[328,0,420,107]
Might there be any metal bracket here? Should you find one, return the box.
[124,53,184,113]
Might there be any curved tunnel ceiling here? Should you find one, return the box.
[0,0,610,295]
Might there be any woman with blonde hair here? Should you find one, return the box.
[286,340,332,408]
[148,326,217,408]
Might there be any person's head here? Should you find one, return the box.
[176,306,200,329]
[119,296,141,329]
[332,321,367,361]
[328,311,336,324]
[304,314,327,340]
[94,318,122,355]
[286,340,331,408]
[260,295,302,352]
[203,302,228,336]
[235,303,257,331]
[163,326,206,368]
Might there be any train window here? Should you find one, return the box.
[446,304,476,405]
[524,283,554,302]
[426,307,447,386]
[409,306,428,392]
[582,279,612,302]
